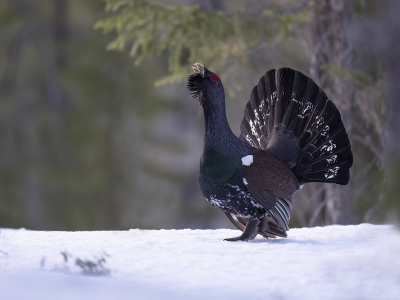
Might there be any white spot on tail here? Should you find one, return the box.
[326,155,337,165]
[321,125,330,138]
[325,166,340,179]
[321,140,336,153]
[242,155,253,166]
[315,116,324,130]
[303,102,313,116]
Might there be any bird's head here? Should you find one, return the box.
[187,63,225,107]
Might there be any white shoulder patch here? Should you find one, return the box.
[243,178,248,185]
[241,155,253,166]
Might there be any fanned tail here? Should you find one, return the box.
[236,67,352,235]
[239,67,353,186]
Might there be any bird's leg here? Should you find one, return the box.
[258,215,269,239]
[224,218,260,242]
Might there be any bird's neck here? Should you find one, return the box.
[203,101,231,140]
[202,100,252,157]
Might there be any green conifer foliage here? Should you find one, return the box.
[95,0,311,91]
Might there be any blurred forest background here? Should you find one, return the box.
[0,0,399,231]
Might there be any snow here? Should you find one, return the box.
[1,224,400,300]
[241,155,253,166]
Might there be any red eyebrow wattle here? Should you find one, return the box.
[210,74,219,85]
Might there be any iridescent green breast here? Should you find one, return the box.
[199,149,241,187]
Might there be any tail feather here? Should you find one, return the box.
[239,67,353,186]
[225,211,289,239]
[265,69,277,135]
[275,68,295,126]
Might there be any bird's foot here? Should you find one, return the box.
[224,236,250,242]
[223,218,260,242]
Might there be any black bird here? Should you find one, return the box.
[187,63,353,241]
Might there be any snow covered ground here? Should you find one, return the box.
[0,224,399,300]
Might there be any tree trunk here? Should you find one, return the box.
[308,0,355,225]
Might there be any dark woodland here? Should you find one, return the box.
[0,0,399,231]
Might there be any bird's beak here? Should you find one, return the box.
[193,63,205,76]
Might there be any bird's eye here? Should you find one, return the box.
[210,74,219,86]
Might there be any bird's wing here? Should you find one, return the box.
[242,149,299,210]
